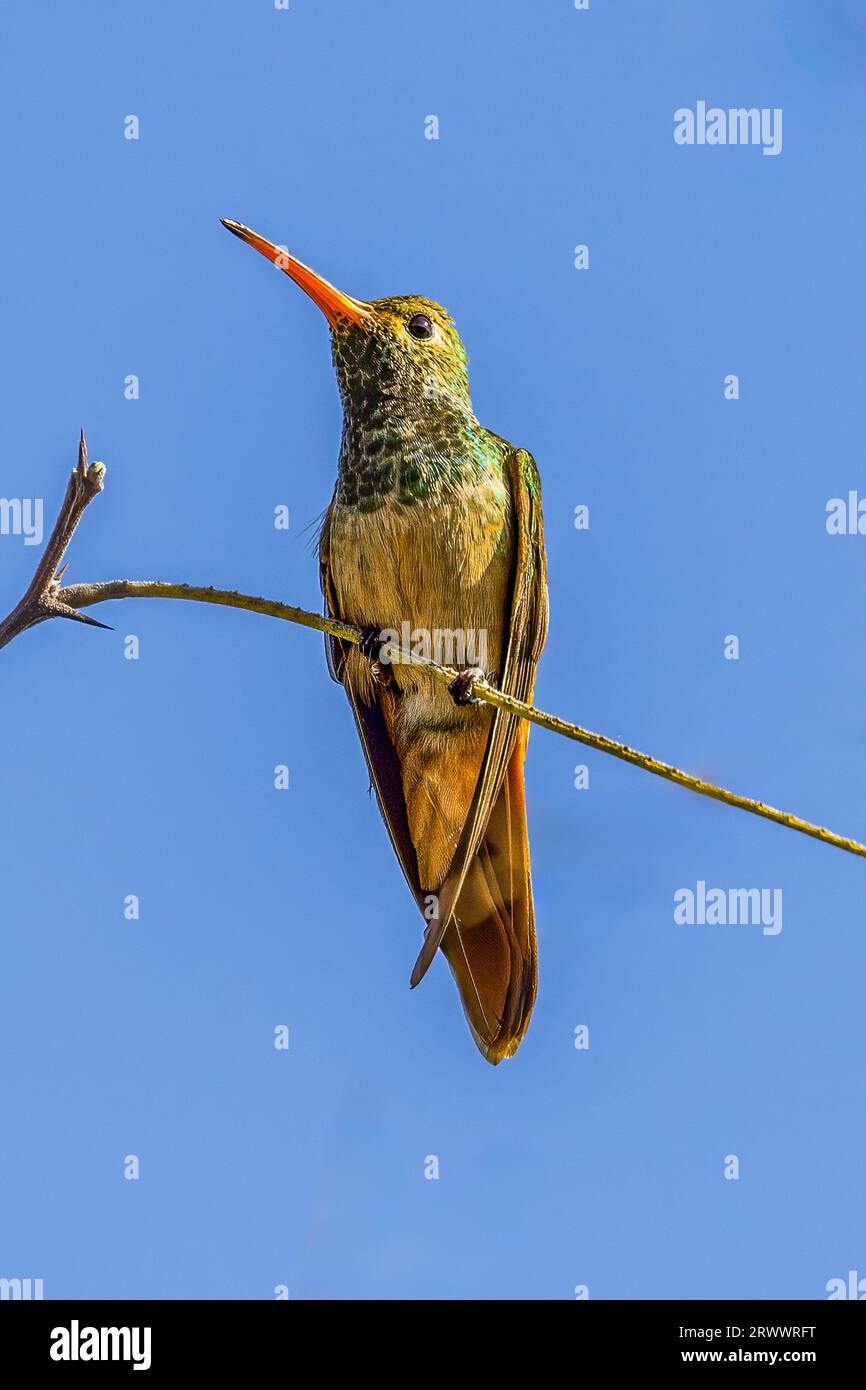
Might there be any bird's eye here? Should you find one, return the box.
[407,313,434,340]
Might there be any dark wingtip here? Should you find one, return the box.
[409,922,439,988]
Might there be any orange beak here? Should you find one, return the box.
[221,219,371,328]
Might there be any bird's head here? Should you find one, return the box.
[221,220,472,417]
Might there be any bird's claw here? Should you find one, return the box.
[448,667,486,706]
[358,625,384,662]
[358,624,393,684]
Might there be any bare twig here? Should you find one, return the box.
[0,432,111,651]
[4,436,866,863]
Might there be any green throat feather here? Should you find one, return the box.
[330,294,507,511]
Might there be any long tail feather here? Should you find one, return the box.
[440,734,537,1063]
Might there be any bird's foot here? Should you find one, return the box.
[358,624,391,685]
[447,666,486,706]
[358,624,384,661]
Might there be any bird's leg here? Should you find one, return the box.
[447,667,487,706]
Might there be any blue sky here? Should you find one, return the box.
[1,0,864,1300]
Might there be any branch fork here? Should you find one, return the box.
[0,432,110,651]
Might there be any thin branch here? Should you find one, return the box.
[4,437,866,863]
[56,579,866,862]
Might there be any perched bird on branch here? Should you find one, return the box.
[223,220,548,1063]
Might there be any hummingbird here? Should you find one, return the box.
[222,219,548,1064]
